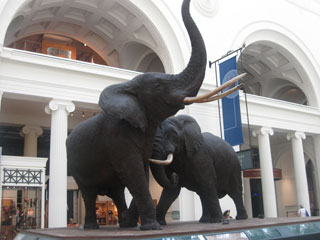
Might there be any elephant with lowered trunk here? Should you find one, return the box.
[150,115,248,224]
[67,0,243,230]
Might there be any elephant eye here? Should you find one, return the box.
[172,131,178,140]
[166,128,178,140]
[154,82,162,90]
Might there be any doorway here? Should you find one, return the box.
[250,179,264,218]
[1,187,42,239]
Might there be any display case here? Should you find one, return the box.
[95,201,118,225]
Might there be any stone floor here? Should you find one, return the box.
[20,217,320,239]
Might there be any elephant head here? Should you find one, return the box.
[98,0,244,132]
[150,115,203,188]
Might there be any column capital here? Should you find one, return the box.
[20,125,43,137]
[252,127,274,137]
[45,99,75,115]
[287,131,306,141]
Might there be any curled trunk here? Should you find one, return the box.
[173,0,207,98]
[150,164,178,190]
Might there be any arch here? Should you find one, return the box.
[130,0,190,73]
[0,0,188,75]
[0,1,24,47]
[232,21,320,107]
[136,52,165,73]
[120,41,164,72]
[262,78,307,105]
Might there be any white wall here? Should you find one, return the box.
[275,151,297,217]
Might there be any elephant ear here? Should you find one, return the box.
[99,84,147,132]
[178,116,204,158]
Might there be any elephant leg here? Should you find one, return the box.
[193,165,222,223]
[156,187,181,225]
[228,180,248,220]
[108,188,129,227]
[198,191,222,223]
[198,194,210,222]
[81,187,99,229]
[122,163,160,230]
[121,199,139,228]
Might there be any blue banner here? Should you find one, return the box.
[219,56,244,146]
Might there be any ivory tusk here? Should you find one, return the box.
[184,72,246,104]
[148,153,173,165]
[194,84,243,103]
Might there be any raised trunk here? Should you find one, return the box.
[174,0,207,98]
[150,164,178,190]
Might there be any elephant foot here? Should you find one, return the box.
[84,222,99,229]
[236,211,248,220]
[119,210,138,228]
[200,214,222,223]
[140,221,162,230]
[156,213,167,225]
[200,216,222,223]
[157,218,167,225]
[119,221,138,228]
[199,215,211,223]
[210,218,222,223]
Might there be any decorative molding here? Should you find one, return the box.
[192,0,218,18]
[0,155,47,169]
[240,94,320,135]
[20,125,43,137]
[252,126,274,137]
[2,168,42,185]
[45,99,75,115]
[286,131,306,141]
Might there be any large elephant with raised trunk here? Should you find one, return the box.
[67,0,243,231]
[150,115,248,225]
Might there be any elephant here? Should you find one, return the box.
[149,115,248,225]
[67,0,243,230]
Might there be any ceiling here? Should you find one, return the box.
[239,41,308,105]
[5,0,166,72]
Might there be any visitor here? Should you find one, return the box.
[223,210,232,219]
[107,210,118,225]
[297,204,309,217]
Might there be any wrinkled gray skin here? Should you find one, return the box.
[66,0,207,231]
[150,115,248,225]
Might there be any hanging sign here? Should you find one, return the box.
[219,56,244,146]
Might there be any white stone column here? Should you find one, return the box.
[243,177,253,218]
[252,127,277,218]
[41,168,46,228]
[287,131,310,214]
[45,99,75,228]
[20,126,43,157]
